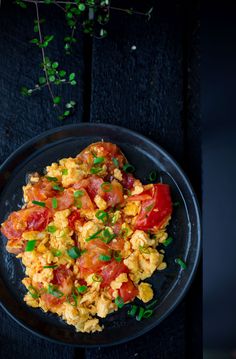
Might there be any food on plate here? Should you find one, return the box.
[1,142,172,333]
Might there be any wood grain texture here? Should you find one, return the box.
[0,0,200,358]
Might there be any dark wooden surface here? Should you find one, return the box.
[0,1,201,358]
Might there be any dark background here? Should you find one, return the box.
[0,1,201,358]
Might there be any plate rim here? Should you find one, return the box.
[0,122,201,347]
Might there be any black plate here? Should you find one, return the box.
[0,123,201,347]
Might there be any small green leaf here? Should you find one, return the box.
[69,73,75,81]
[49,75,55,82]
[59,70,66,77]
[39,76,46,85]
[30,38,39,44]
[64,110,70,117]
[70,80,77,86]
[53,96,61,105]
[78,4,86,11]
[52,62,59,69]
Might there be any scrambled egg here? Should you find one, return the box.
[1,142,172,333]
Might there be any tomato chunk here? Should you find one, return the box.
[100,259,128,288]
[25,178,56,202]
[68,210,83,230]
[52,265,73,295]
[119,279,138,303]
[131,184,172,231]
[102,180,124,208]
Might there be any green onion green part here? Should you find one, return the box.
[136,307,145,321]
[114,251,122,262]
[101,182,112,192]
[128,305,138,317]
[47,225,57,233]
[123,163,135,173]
[162,236,173,247]
[76,285,87,294]
[51,249,62,257]
[93,157,104,165]
[67,246,81,259]
[43,265,58,269]
[99,254,111,261]
[28,285,39,299]
[115,296,124,308]
[32,200,45,207]
[95,210,108,223]
[90,167,102,174]
[145,299,158,309]
[74,190,84,198]
[112,157,119,167]
[25,240,37,252]
[46,176,58,182]
[148,170,157,182]
[52,197,58,209]
[53,185,64,192]
[48,284,63,298]
[143,309,153,318]
[85,229,103,242]
[175,258,187,269]
[61,169,68,175]
[92,274,103,282]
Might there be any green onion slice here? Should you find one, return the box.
[74,190,84,198]
[48,284,63,298]
[52,197,58,209]
[114,251,122,262]
[128,305,138,317]
[143,309,153,318]
[47,225,57,233]
[162,236,173,247]
[102,228,116,244]
[90,167,102,174]
[76,199,82,209]
[25,240,37,252]
[123,163,135,173]
[66,293,78,307]
[61,169,68,175]
[28,285,39,299]
[53,185,64,192]
[92,274,103,282]
[148,170,157,182]
[99,254,111,261]
[136,307,145,321]
[145,299,158,309]
[101,182,112,192]
[51,248,62,257]
[175,258,187,269]
[32,200,45,207]
[43,265,58,269]
[46,176,58,182]
[76,285,87,294]
[115,296,124,308]
[67,246,81,259]
[93,156,104,165]
[85,229,103,242]
[112,157,119,167]
[95,210,108,223]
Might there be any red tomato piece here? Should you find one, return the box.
[41,293,65,308]
[74,176,104,200]
[121,172,135,189]
[134,184,172,231]
[107,236,124,251]
[52,265,73,295]
[77,240,110,274]
[100,259,128,288]
[45,189,74,211]
[102,180,124,208]
[119,279,138,303]
[68,210,83,230]
[25,178,56,202]
[26,207,51,231]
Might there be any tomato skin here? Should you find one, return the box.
[133,184,172,231]
[68,210,83,230]
[52,265,73,295]
[41,293,65,307]
[102,180,124,208]
[121,172,135,189]
[25,178,56,202]
[77,240,110,274]
[74,176,104,200]
[1,207,51,241]
[119,279,138,303]
[99,260,128,288]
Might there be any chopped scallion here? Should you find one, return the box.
[136,307,145,321]
[53,185,64,192]
[43,265,58,269]
[123,163,135,173]
[93,156,104,165]
[85,229,103,242]
[28,285,39,299]
[76,285,87,293]
[148,170,157,182]
[25,240,36,252]
[143,309,153,318]
[48,284,63,298]
[61,169,68,175]
[145,299,158,309]
[92,274,103,282]
[32,200,45,207]
[95,210,108,223]
[115,296,124,308]
[46,176,58,182]
[74,190,84,198]
[99,254,111,261]
[52,197,58,209]
[47,225,57,233]
[175,258,187,269]
[112,157,119,167]
[128,305,138,317]
[67,247,81,259]
[162,236,173,247]
[101,182,112,192]
[90,167,102,174]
